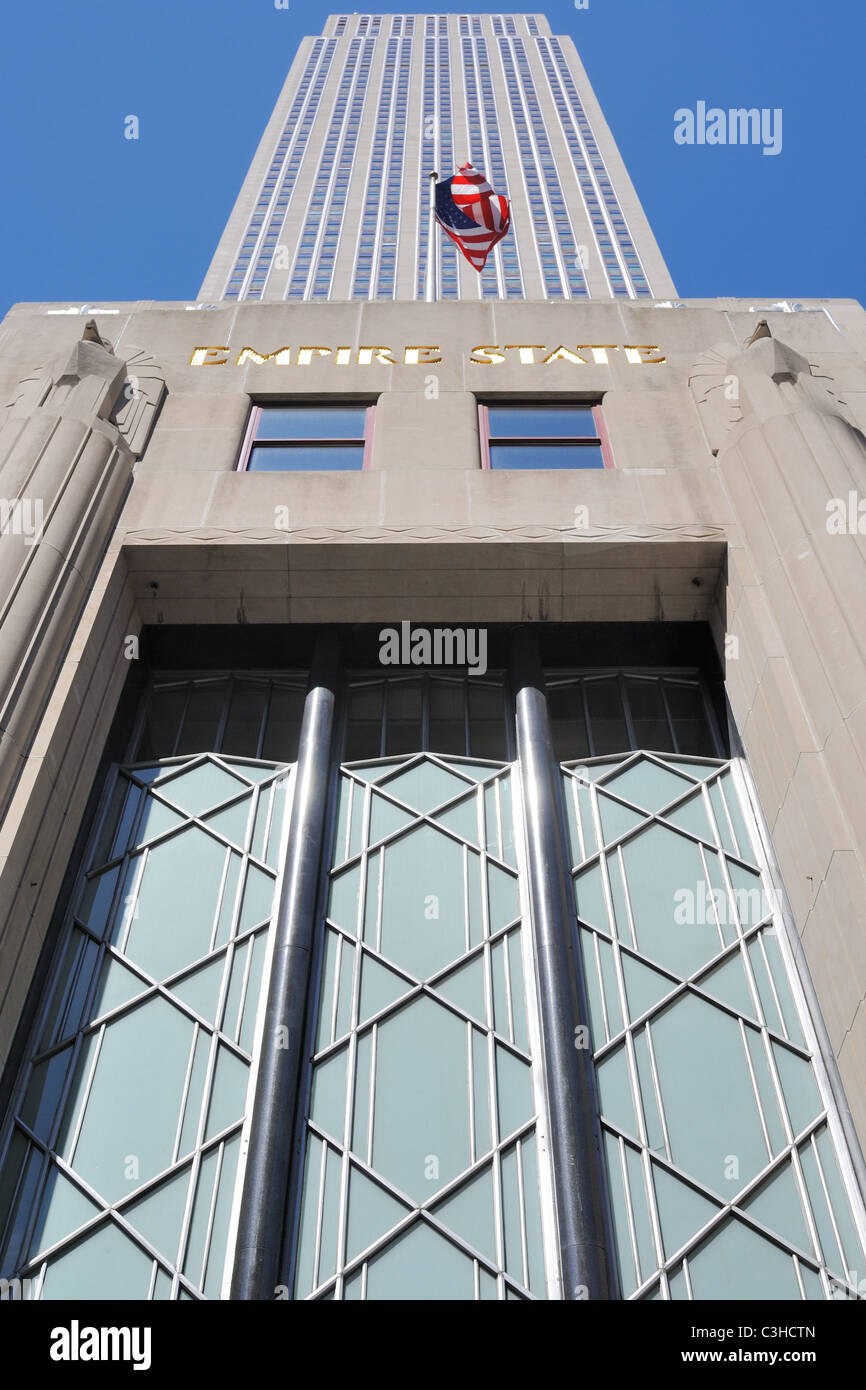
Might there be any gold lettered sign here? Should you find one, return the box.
[189,343,666,367]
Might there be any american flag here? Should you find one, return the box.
[434,162,511,271]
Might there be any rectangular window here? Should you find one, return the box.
[478,402,612,470]
[238,402,374,471]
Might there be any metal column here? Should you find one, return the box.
[509,627,618,1300]
[230,629,341,1300]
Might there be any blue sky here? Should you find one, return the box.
[0,0,861,316]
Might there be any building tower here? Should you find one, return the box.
[200,14,676,303]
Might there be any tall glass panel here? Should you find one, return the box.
[292,754,549,1299]
[561,751,866,1299]
[0,754,290,1300]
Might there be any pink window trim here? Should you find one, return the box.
[236,402,375,471]
[477,401,614,470]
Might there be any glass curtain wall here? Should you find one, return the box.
[0,666,864,1301]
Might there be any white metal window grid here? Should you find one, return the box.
[374,35,412,297]
[533,36,636,299]
[224,38,337,300]
[350,34,411,299]
[472,35,525,298]
[128,674,308,762]
[509,36,588,298]
[414,34,458,299]
[562,749,866,1299]
[283,37,368,300]
[343,673,511,763]
[289,751,558,1299]
[495,36,574,299]
[286,36,376,300]
[461,36,506,300]
[545,671,724,760]
[308,37,380,299]
[0,752,296,1300]
[546,36,653,298]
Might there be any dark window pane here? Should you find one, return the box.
[467,683,506,760]
[255,407,367,441]
[345,685,384,761]
[626,679,672,753]
[135,687,187,760]
[248,444,364,471]
[664,682,715,756]
[548,685,589,761]
[488,443,604,470]
[487,406,597,438]
[384,681,423,757]
[175,682,227,756]
[222,682,268,758]
[428,681,467,755]
[585,679,628,755]
[261,686,304,761]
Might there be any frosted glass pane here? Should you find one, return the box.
[123,1164,191,1262]
[434,955,485,1027]
[622,953,676,1023]
[178,1030,210,1157]
[328,864,361,933]
[488,865,517,931]
[495,1045,532,1142]
[603,1131,637,1297]
[310,1048,348,1144]
[155,762,247,817]
[358,954,410,1027]
[203,800,250,850]
[579,929,607,1045]
[507,931,528,1053]
[633,1027,665,1153]
[373,999,469,1200]
[814,1127,866,1274]
[597,1045,638,1141]
[472,1029,492,1157]
[347,1166,407,1261]
[214,853,242,948]
[183,1148,217,1288]
[21,1047,73,1143]
[519,1135,546,1295]
[597,935,623,1037]
[665,792,714,845]
[204,1044,248,1141]
[652,1163,719,1260]
[76,867,119,938]
[29,1166,100,1260]
[688,1218,801,1300]
[574,864,607,929]
[434,796,479,845]
[125,830,226,978]
[603,759,692,814]
[170,955,226,1028]
[772,1041,821,1136]
[729,863,767,928]
[40,1222,153,1300]
[73,999,193,1201]
[369,793,415,844]
[623,824,721,976]
[364,1221,475,1300]
[380,826,467,977]
[294,1135,323,1296]
[500,1144,523,1285]
[138,798,184,844]
[203,1133,240,1299]
[625,1143,656,1285]
[93,953,149,1019]
[237,863,276,932]
[741,1161,812,1256]
[761,929,804,1046]
[697,950,759,1023]
[352,1033,372,1158]
[597,792,645,846]
[379,762,470,814]
[433,1164,496,1263]
[651,995,769,1195]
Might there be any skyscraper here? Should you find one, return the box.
[0,15,865,1308]
[200,14,675,303]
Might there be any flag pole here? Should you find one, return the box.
[425,170,438,303]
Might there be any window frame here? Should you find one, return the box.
[478,400,614,471]
[237,400,376,473]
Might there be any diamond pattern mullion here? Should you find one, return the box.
[565,752,866,1301]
